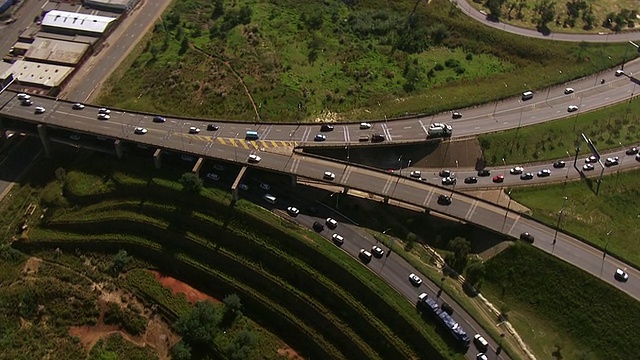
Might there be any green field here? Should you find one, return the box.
[97,0,634,121]
[479,96,640,166]
[471,0,639,34]
[3,150,463,360]
[482,243,640,360]
[509,168,640,267]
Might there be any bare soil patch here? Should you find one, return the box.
[22,257,42,274]
[151,270,220,304]
[278,346,305,359]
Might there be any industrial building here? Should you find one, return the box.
[1,60,74,90]
[41,10,117,37]
[24,38,90,66]
[83,0,139,13]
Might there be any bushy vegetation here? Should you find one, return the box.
[510,168,640,268]
[103,302,148,335]
[10,152,463,359]
[479,96,640,165]
[98,0,634,121]
[482,243,640,360]
[88,334,158,360]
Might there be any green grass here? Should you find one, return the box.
[89,333,158,360]
[470,0,639,34]
[509,168,640,267]
[482,243,640,360]
[96,0,636,121]
[479,96,640,166]
[9,151,463,359]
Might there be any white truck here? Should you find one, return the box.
[427,123,453,138]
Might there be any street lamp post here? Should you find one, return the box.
[451,160,459,196]
[615,142,625,190]
[553,197,568,246]
[497,157,507,203]
[501,189,513,233]
[234,132,239,162]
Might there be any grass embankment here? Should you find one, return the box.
[509,168,640,268]
[15,153,462,360]
[97,0,634,121]
[482,243,640,360]
[479,96,640,166]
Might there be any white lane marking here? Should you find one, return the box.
[465,200,478,219]
[343,126,350,142]
[422,189,434,206]
[508,215,521,235]
[418,120,429,135]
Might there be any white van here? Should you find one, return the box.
[262,194,277,204]
[522,91,534,100]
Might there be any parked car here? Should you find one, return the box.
[69,134,81,141]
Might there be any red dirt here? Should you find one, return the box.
[150,270,220,304]
[278,347,305,359]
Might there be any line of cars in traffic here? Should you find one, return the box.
[316,122,385,143]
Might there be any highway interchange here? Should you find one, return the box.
[2,2,640,359]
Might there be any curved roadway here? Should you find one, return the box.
[455,0,640,42]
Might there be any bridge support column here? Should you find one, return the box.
[191,157,203,177]
[153,149,162,169]
[342,186,350,195]
[114,140,123,159]
[383,196,389,204]
[290,174,297,187]
[231,166,248,205]
[37,124,52,158]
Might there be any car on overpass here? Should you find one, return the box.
[408,273,422,286]
[134,127,148,135]
[72,103,85,110]
[286,206,299,217]
[519,232,534,243]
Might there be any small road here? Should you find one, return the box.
[455,0,640,43]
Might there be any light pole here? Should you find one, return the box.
[496,333,505,359]
[615,142,625,190]
[497,157,507,203]
[380,228,394,271]
[330,191,341,209]
[553,197,568,246]
[234,132,239,162]
[501,189,512,233]
[451,160,459,196]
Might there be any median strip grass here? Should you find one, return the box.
[479,95,640,166]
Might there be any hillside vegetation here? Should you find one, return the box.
[482,244,640,360]
[10,152,463,360]
[98,0,632,121]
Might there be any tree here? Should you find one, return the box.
[223,294,243,315]
[465,261,486,288]
[486,0,505,20]
[179,173,202,193]
[171,341,192,360]
[109,250,132,275]
[238,5,252,25]
[175,301,221,346]
[446,237,471,271]
[428,23,449,45]
[211,0,224,20]
[179,37,189,55]
[55,167,67,182]
[226,330,256,360]
[534,0,556,32]
[405,232,418,251]
[582,6,597,30]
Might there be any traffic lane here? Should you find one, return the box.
[512,216,640,298]
[0,0,43,55]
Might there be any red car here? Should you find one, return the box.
[492,174,504,183]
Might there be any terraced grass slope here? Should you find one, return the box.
[16,153,463,360]
[482,243,640,360]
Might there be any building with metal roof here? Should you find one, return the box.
[37,33,99,47]
[24,38,90,66]
[41,10,117,37]
[2,60,74,89]
[83,0,139,13]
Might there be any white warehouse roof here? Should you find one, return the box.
[41,10,117,35]
[3,60,74,88]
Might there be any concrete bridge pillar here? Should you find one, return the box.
[191,157,203,177]
[37,124,52,158]
[290,174,297,187]
[383,196,389,204]
[114,140,123,159]
[342,186,350,195]
[153,149,162,169]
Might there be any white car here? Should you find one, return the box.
[286,206,300,217]
[615,268,629,282]
[537,169,551,177]
[206,173,220,181]
[408,273,423,286]
[323,171,336,180]
[189,126,201,134]
[582,163,594,171]
[605,157,619,166]
[34,106,45,114]
[476,354,488,360]
[585,155,597,163]
[326,217,338,229]
[260,182,270,191]
[474,334,489,352]
[410,170,421,178]
[17,93,30,100]
[510,166,524,175]
[72,103,85,110]
[567,105,579,112]
[331,233,344,245]
[441,177,456,185]
[248,154,261,163]
[98,108,110,114]
[564,87,574,94]
[97,113,110,120]
[371,245,384,258]
[359,122,372,129]
[615,69,625,77]
[134,127,147,135]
